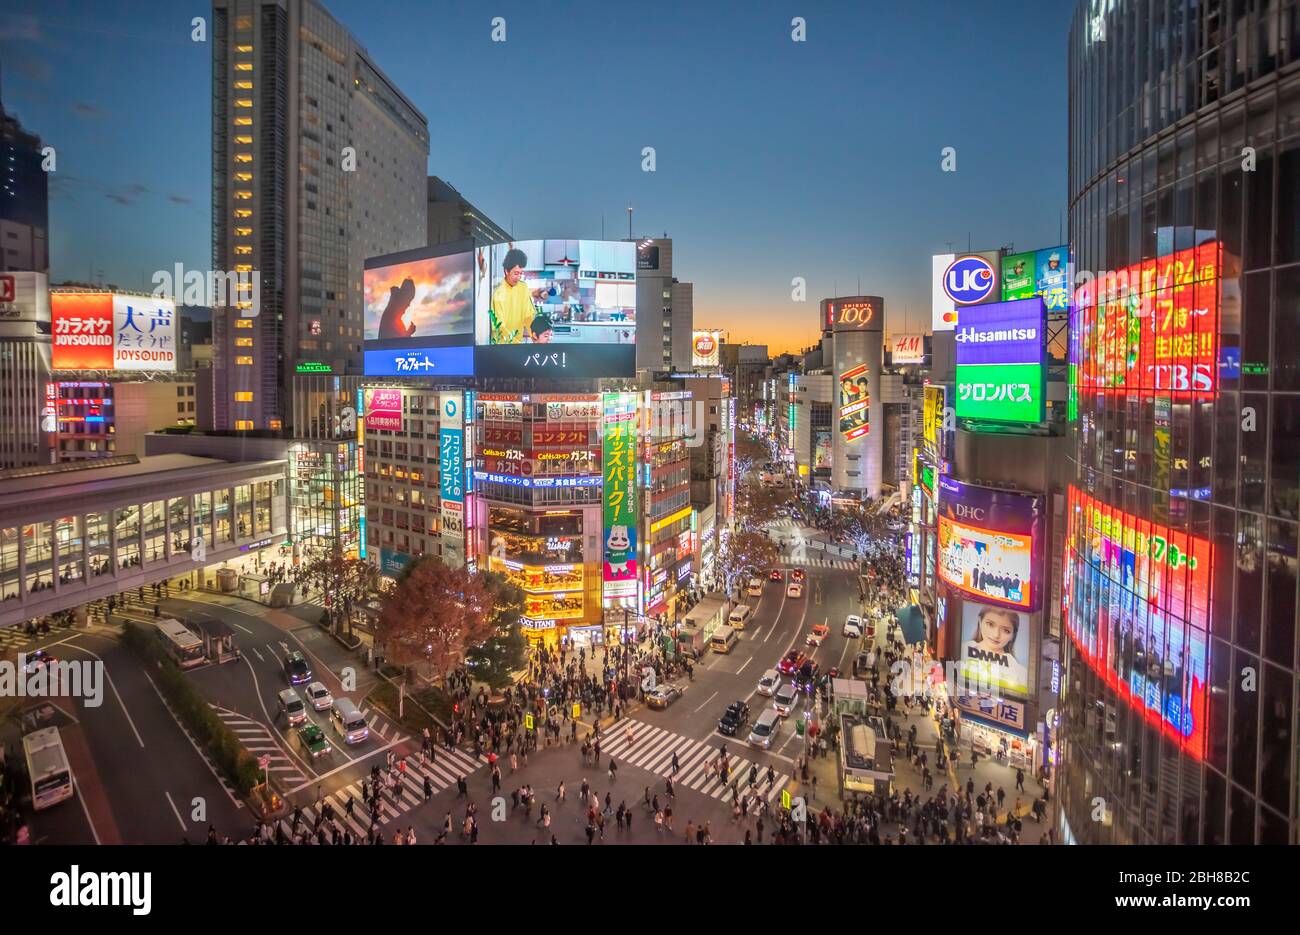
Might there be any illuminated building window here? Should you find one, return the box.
[235,319,253,329]
[235,420,254,430]
[234,135,253,144]
[234,264,253,273]
[236,301,253,311]
[235,337,253,347]
[235,99,253,108]
[236,281,253,293]
[235,44,253,52]
[234,191,252,200]
[234,154,253,166]
[235,227,252,236]
[234,392,254,402]
[235,356,254,365]
[234,209,252,218]
[234,245,252,255]
[234,80,253,90]
[235,63,253,72]
[269,419,282,431]
[234,116,252,125]
[234,171,252,182]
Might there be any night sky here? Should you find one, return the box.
[0,0,1074,354]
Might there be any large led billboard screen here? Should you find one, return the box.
[954,297,1046,424]
[363,247,477,377]
[958,601,1031,698]
[363,238,638,377]
[474,239,635,377]
[51,293,177,371]
[1001,245,1069,311]
[1071,241,1221,398]
[838,363,870,440]
[937,477,1043,611]
[1062,486,1210,758]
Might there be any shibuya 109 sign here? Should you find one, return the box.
[824,296,883,333]
[954,297,1046,424]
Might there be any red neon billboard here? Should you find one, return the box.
[1072,241,1223,399]
[1062,486,1211,758]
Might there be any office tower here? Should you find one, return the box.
[0,81,48,274]
[1061,0,1300,844]
[426,176,510,248]
[633,238,693,373]
[211,0,428,433]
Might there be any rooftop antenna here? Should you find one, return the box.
[601,215,605,239]
[627,205,633,239]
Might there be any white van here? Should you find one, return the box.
[745,577,763,598]
[728,604,753,629]
[277,688,307,726]
[710,625,739,654]
[330,697,369,744]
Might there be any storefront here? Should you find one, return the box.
[957,709,1038,771]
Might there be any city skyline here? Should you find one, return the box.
[0,0,1072,354]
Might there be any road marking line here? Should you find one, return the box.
[67,641,144,749]
[692,690,719,713]
[72,776,102,845]
[164,790,187,831]
[736,656,752,674]
[250,645,265,662]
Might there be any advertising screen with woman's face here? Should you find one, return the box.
[958,602,1031,698]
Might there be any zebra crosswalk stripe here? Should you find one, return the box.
[596,720,792,803]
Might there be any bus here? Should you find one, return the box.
[154,617,205,669]
[23,727,74,810]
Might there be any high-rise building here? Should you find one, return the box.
[1061,0,1300,845]
[0,85,48,274]
[0,271,51,469]
[211,0,428,433]
[633,238,692,373]
[426,176,510,248]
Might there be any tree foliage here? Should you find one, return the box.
[716,529,779,595]
[463,571,527,691]
[376,556,494,684]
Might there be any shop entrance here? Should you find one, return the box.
[566,625,604,649]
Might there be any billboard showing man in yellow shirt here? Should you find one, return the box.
[488,247,548,344]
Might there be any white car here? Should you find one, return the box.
[306,681,333,711]
[843,615,863,639]
[786,582,803,599]
[756,668,781,696]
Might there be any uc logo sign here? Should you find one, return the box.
[444,398,458,418]
[943,255,996,305]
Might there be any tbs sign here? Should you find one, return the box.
[943,255,997,305]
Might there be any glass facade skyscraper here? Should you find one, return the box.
[1062,0,1300,844]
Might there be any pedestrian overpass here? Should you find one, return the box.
[0,454,288,631]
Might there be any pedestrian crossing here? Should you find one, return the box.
[214,707,309,785]
[767,518,806,531]
[595,720,791,805]
[275,746,486,841]
[0,625,37,653]
[781,555,859,570]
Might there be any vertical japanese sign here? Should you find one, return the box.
[440,392,465,560]
[602,391,639,600]
[356,388,366,559]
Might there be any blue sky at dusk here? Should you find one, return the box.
[0,0,1074,353]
